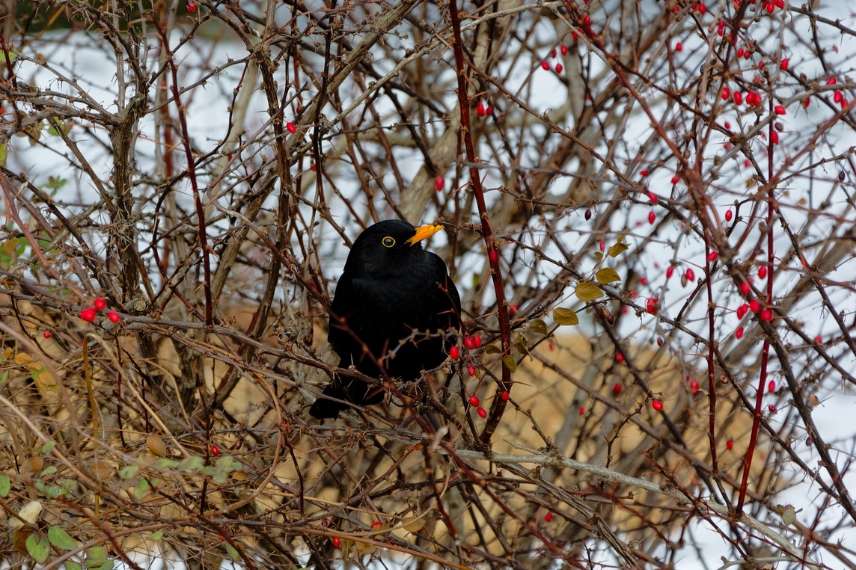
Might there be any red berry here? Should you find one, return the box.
[685,268,695,282]
[802,98,811,109]
[331,536,341,549]
[500,390,510,401]
[735,326,744,339]
[107,310,121,324]
[472,335,481,347]
[674,41,683,52]
[468,395,480,407]
[736,48,745,59]
[540,60,550,70]
[740,281,751,295]
[449,346,460,360]
[666,265,674,279]
[477,407,487,418]
[549,48,557,58]
[476,100,487,117]
[721,86,731,100]
[79,307,97,323]
[651,399,663,411]
[758,265,768,279]
[826,76,837,86]
[640,168,650,177]
[725,209,733,221]
[560,44,569,56]
[760,308,773,322]
[707,251,718,262]
[578,405,586,416]
[779,57,789,71]
[768,403,777,414]
[599,240,605,252]
[834,90,843,103]
[434,176,444,191]
[611,383,623,396]
[93,297,107,311]
[645,297,658,314]
[615,352,624,364]
[488,248,498,264]
[814,335,822,345]
[508,304,518,317]
[186,1,197,13]
[467,365,477,377]
[555,63,564,74]
[544,512,554,522]
[726,439,734,450]
[646,191,657,204]
[749,299,761,313]
[733,91,743,105]
[770,131,779,145]
[736,303,749,319]
[671,175,680,185]
[648,210,656,224]
[371,520,383,529]
[767,380,776,393]
[286,122,297,134]
[774,104,786,115]
[765,2,774,13]
[689,379,700,395]
[210,444,221,457]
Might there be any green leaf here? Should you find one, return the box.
[595,267,621,284]
[39,465,57,478]
[0,473,10,497]
[35,479,65,498]
[501,354,517,373]
[0,49,16,64]
[225,543,240,560]
[552,308,579,326]
[96,560,115,570]
[118,465,138,480]
[66,561,83,570]
[155,458,179,470]
[179,455,204,472]
[39,440,56,455]
[607,242,628,257]
[150,530,164,541]
[215,456,242,472]
[45,176,67,191]
[133,478,150,500]
[0,143,6,166]
[575,281,604,302]
[48,525,79,550]
[26,533,50,563]
[87,545,107,566]
[781,504,796,525]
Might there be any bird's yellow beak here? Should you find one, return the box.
[406,224,443,246]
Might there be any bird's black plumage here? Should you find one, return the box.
[309,220,461,419]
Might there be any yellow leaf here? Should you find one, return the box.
[575,281,604,301]
[528,318,548,335]
[607,242,628,257]
[146,434,167,457]
[552,308,579,326]
[595,267,621,284]
[502,354,517,372]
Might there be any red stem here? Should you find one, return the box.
[447,0,512,446]
[736,95,776,513]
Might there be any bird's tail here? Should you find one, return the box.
[309,381,350,419]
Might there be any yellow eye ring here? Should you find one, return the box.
[381,236,396,248]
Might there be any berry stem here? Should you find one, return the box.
[448,0,513,446]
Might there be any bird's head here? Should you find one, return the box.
[344,219,443,277]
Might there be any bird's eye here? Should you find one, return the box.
[381,236,396,248]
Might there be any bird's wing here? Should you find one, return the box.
[427,251,461,331]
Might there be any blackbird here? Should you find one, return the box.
[309,220,461,419]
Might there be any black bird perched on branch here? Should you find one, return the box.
[309,220,461,419]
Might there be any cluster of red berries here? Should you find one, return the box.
[476,100,493,118]
[79,297,121,324]
[452,334,498,418]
